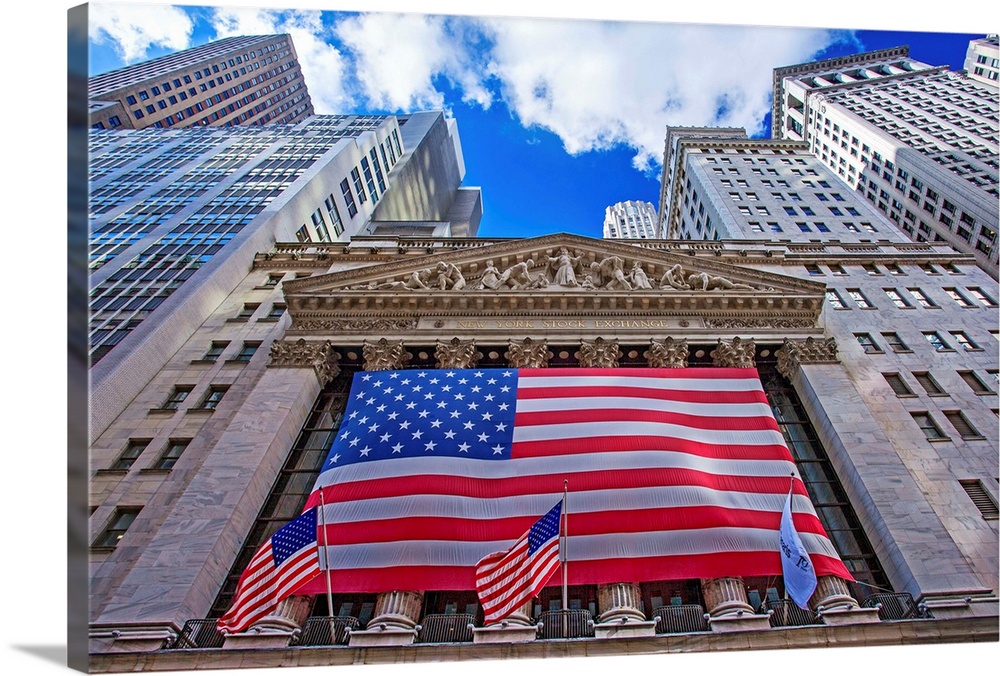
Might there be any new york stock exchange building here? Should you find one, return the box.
[87,226,1000,671]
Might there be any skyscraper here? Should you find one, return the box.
[89,111,482,440]
[965,34,1000,86]
[771,43,999,277]
[88,34,314,130]
[602,200,657,239]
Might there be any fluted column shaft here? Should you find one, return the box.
[251,595,313,632]
[701,577,755,617]
[368,591,424,630]
[597,582,646,623]
[810,575,859,612]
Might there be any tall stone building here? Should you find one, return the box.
[88,111,482,443]
[603,200,657,239]
[771,42,999,277]
[965,34,1000,86]
[87,126,998,672]
[88,34,314,130]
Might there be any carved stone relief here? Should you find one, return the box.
[504,337,550,369]
[293,318,418,332]
[645,338,689,368]
[435,337,483,369]
[267,339,340,385]
[711,337,756,368]
[576,337,622,368]
[775,337,839,379]
[362,338,411,371]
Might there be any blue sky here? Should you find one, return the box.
[86,3,983,240]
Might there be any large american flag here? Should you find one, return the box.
[298,367,851,595]
[218,507,322,634]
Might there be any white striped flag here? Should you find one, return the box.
[297,367,852,596]
[475,500,563,624]
[217,507,322,634]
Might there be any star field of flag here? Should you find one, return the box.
[271,506,318,566]
[527,501,562,555]
[325,369,519,468]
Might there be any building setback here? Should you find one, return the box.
[88,111,482,441]
[603,200,658,239]
[88,34,314,130]
[771,41,1000,278]
[965,34,1000,87]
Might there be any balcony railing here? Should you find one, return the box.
[175,619,226,649]
[652,604,709,634]
[861,592,921,621]
[536,609,594,639]
[761,599,819,628]
[299,616,358,646]
[417,613,475,643]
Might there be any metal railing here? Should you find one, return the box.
[417,613,476,643]
[861,592,920,621]
[761,599,819,628]
[299,616,359,646]
[652,604,709,634]
[175,619,226,649]
[536,609,594,639]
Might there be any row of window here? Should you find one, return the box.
[106,438,191,473]
[829,286,997,311]
[883,369,997,397]
[855,330,999,355]
[910,410,989,442]
[806,261,963,276]
[234,302,286,321]
[196,340,261,364]
[156,384,229,412]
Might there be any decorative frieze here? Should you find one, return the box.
[775,337,840,379]
[711,337,756,368]
[362,338,411,371]
[505,338,550,368]
[435,337,483,369]
[645,337,689,368]
[292,318,418,333]
[267,339,340,386]
[704,317,814,329]
[576,337,621,368]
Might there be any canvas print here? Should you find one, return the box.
[67,2,998,674]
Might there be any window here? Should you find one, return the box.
[885,263,904,276]
[154,439,190,470]
[949,331,980,351]
[883,289,911,308]
[959,480,999,520]
[202,341,229,362]
[829,264,846,275]
[94,507,141,548]
[296,225,310,243]
[264,273,283,287]
[881,332,910,353]
[967,287,998,307]
[266,303,286,320]
[111,439,150,470]
[340,178,358,218]
[911,412,947,440]
[940,288,974,309]
[959,371,994,395]
[826,290,847,309]
[923,332,951,351]
[847,289,875,309]
[944,411,982,440]
[906,288,937,308]
[913,372,946,396]
[804,264,823,276]
[235,303,259,320]
[196,386,229,410]
[162,385,193,410]
[855,333,882,353]
[233,341,261,362]
[883,373,914,396]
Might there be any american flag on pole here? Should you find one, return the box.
[475,500,563,624]
[217,507,322,634]
[297,367,851,595]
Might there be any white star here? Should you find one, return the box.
[412,430,424,439]
[500,386,511,393]
[457,442,470,453]
[361,374,372,381]
[392,444,404,454]
[484,394,495,401]
[358,416,368,425]
[463,421,475,430]
[406,402,417,410]
[503,371,513,377]
[359,446,371,457]
[436,401,447,409]
[399,420,411,429]
[454,393,465,400]
[424,440,437,451]
[468,402,479,410]
[487,378,497,385]
[388,411,399,420]
[441,385,452,392]
[380,433,391,442]
[395,394,405,401]
[429,378,439,384]
[418,371,427,378]
[495,423,507,431]
[355,391,366,400]
[376,404,387,413]
[474,371,484,377]
[424,392,435,400]
[418,409,430,418]
[492,445,504,455]
[450,410,461,419]
[349,411,359,420]
[330,452,341,463]
[498,403,509,411]
[401,378,411,385]
[349,438,360,447]
[413,385,423,393]
[366,397,375,405]
[430,419,442,428]
[446,371,456,378]
[372,380,383,388]
[389,372,400,379]
[444,430,456,439]
[340,430,351,440]
[368,422,379,432]
[482,412,493,421]
[471,385,481,393]
[458,378,468,385]
[478,432,489,442]
[383,387,393,394]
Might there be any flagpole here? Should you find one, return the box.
[318,489,334,619]
[561,479,568,638]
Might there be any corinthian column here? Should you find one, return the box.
[576,337,622,368]
[645,337,689,368]
[362,338,411,371]
[435,337,482,369]
[775,337,839,379]
[348,591,425,646]
[700,577,771,632]
[592,582,657,638]
[810,575,880,625]
[505,338,549,368]
[711,336,756,368]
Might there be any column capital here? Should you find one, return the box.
[711,336,756,368]
[362,338,412,371]
[435,337,483,369]
[576,337,622,368]
[267,339,340,386]
[504,337,549,368]
[645,337,689,368]
[775,337,839,379]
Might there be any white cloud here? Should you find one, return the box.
[334,13,493,112]
[88,2,193,63]
[481,18,846,171]
[209,6,352,113]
